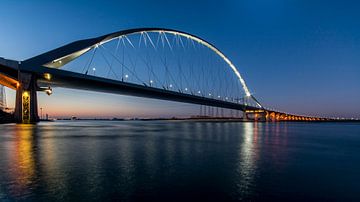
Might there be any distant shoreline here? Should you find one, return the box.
[1,113,360,124]
[52,117,360,123]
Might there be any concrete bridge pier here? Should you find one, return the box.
[14,71,39,123]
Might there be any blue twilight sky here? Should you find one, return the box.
[0,0,359,118]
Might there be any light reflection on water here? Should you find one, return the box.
[0,121,360,201]
[235,122,258,200]
[7,125,36,199]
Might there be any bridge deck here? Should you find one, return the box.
[31,66,259,111]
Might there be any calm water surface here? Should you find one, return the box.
[0,121,360,201]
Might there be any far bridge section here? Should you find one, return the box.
[243,110,328,122]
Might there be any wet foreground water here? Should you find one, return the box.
[0,121,360,201]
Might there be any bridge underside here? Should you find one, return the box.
[0,73,18,90]
[0,63,18,89]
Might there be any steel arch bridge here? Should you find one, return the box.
[0,28,328,123]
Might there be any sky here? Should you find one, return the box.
[0,0,359,118]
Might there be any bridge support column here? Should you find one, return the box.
[14,72,39,123]
[243,111,249,121]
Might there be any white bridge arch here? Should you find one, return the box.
[23,28,262,108]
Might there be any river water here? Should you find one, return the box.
[0,121,359,201]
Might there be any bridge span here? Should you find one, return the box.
[0,28,329,123]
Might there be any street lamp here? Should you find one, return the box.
[45,87,53,96]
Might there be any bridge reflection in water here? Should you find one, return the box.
[6,125,36,199]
